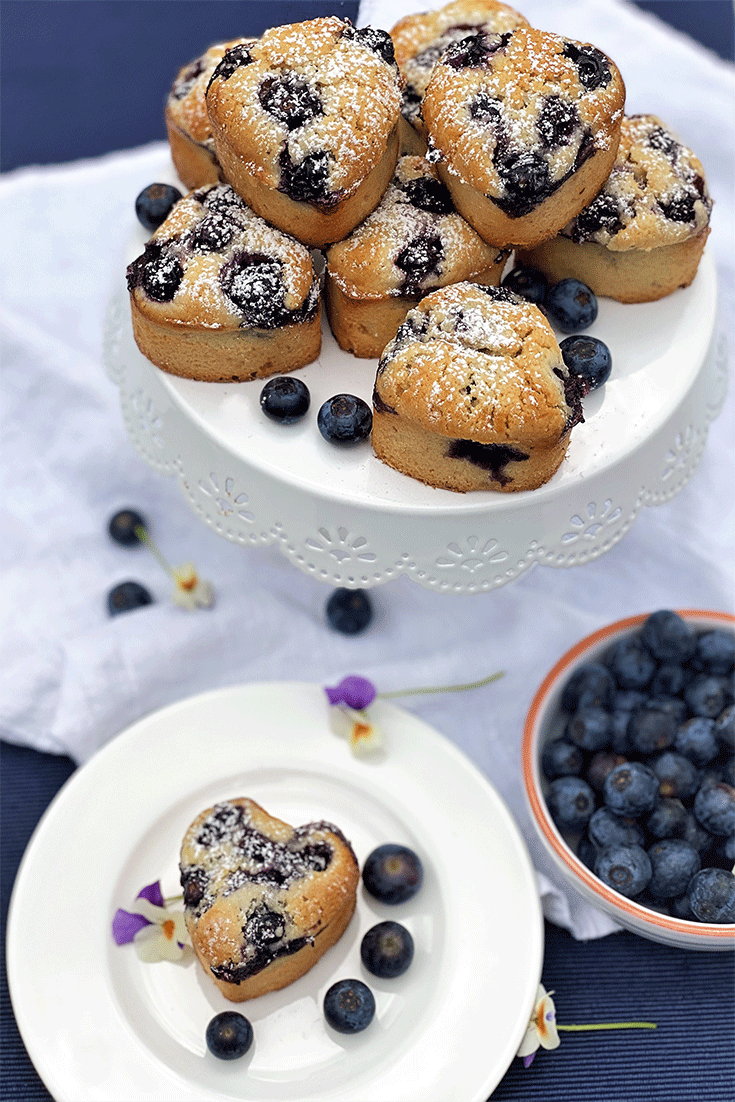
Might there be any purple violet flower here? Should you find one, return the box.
[325,675,377,710]
[111,880,165,945]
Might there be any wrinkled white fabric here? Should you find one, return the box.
[1,0,732,941]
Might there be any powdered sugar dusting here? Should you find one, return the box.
[207,17,401,195]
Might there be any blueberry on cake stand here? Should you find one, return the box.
[106,214,724,595]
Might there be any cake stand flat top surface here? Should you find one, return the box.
[123,216,717,518]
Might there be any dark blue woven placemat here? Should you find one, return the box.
[2,739,733,1101]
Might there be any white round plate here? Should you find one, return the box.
[7,683,543,1102]
[105,152,727,591]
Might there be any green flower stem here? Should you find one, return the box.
[378,671,504,699]
[134,524,178,581]
[557,1022,657,1031]
[164,893,184,907]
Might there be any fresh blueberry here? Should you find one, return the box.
[259,376,311,423]
[362,844,423,904]
[585,750,627,792]
[360,921,414,978]
[325,587,373,635]
[687,867,735,923]
[560,662,615,712]
[680,810,714,856]
[645,796,690,840]
[675,717,719,766]
[587,806,644,850]
[108,508,147,546]
[577,833,598,870]
[640,610,698,663]
[544,278,598,333]
[317,394,372,445]
[714,705,735,748]
[546,775,596,832]
[594,842,652,898]
[651,751,700,800]
[107,581,153,616]
[606,637,656,691]
[559,335,612,393]
[501,266,548,305]
[323,979,375,1033]
[693,781,735,836]
[694,629,735,676]
[684,675,728,719]
[205,1011,254,1059]
[603,761,659,817]
[650,663,689,698]
[670,892,696,920]
[627,699,678,755]
[567,705,612,752]
[541,737,584,779]
[647,839,701,899]
[135,183,183,233]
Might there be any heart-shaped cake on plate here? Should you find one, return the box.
[179,797,360,1001]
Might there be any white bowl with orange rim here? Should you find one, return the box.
[523,610,735,951]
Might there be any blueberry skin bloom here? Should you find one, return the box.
[135,182,183,232]
[317,393,372,445]
[205,1011,254,1059]
[566,705,612,752]
[594,842,652,898]
[362,844,423,904]
[647,839,701,899]
[559,335,612,393]
[325,587,373,635]
[687,868,735,923]
[603,761,659,817]
[544,278,598,333]
[546,775,596,832]
[361,921,414,978]
[323,979,376,1033]
[259,376,310,423]
[107,580,153,616]
[693,781,735,836]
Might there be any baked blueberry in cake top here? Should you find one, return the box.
[126,183,321,382]
[205,17,402,247]
[516,114,713,302]
[180,797,360,1001]
[372,282,584,492]
[390,0,530,155]
[165,38,256,189]
[325,155,510,358]
[421,26,625,248]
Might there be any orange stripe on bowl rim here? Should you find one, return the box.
[522,610,735,941]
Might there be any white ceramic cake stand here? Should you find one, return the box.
[106,229,725,593]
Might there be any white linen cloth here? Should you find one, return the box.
[1,0,733,941]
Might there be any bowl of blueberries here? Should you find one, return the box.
[522,609,735,950]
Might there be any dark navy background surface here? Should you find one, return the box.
[1,1,733,171]
[2,2,734,1100]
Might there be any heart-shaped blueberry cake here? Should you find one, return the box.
[179,798,359,1001]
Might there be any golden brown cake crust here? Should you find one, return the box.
[165,39,253,189]
[372,282,583,492]
[391,0,530,152]
[422,26,625,247]
[126,184,321,381]
[180,798,359,1002]
[325,155,509,357]
[517,114,712,301]
[205,17,402,245]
